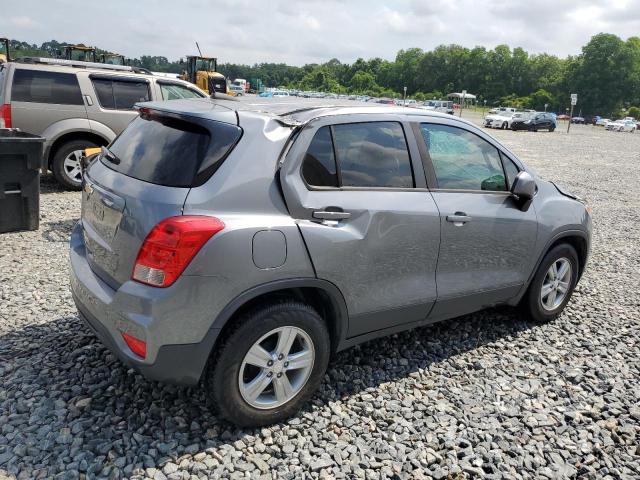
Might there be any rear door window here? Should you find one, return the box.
[301,122,414,188]
[11,69,83,105]
[102,114,242,187]
[301,126,338,187]
[91,77,150,110]
[332,122,413,188]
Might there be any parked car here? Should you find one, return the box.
[605,119,636,132]
[557,114,570,121]
[483,111,519,129]
[511,112,556,132]
[70,100,592,426]
[488,107,517,115]
[422,100,455,115]
[229,85,244,96]
[595,117,611,126]
[570,116,585,124]
[0,56,207,189]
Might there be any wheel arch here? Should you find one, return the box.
[211,278,349,357]
[514,229,589,305]
[47,131,110,168]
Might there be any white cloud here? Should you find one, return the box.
[1,1,639,64]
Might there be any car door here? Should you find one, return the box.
[80,74,151,135]
[280,115,441,337]
[416,120,538,320]
[9,66,90,136]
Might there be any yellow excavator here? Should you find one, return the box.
[0,38,9,63]
[61,44,97,62]
[180,43,229,95]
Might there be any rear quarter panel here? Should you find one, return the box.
[182,113,316,324]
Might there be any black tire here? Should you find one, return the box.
[521,244,579,323]
[205,301,330,427]
[52,139,99,190]
[502,122,508,129]
[549,126,555,132]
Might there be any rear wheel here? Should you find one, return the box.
[52,139,99,190]
[549,126,555,132]
[205,301,330,427]
[522,244,579,322]
[502,122,508,129]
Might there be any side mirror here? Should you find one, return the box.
[511,171,536,210]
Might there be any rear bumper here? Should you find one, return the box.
[69,221,221,386]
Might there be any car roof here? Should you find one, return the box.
[8,58,198,89]
[139,97,469,127]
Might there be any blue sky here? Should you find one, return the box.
[4,0,640,64]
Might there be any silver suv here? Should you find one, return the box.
[0,57,206,189]
[69,99,592,426]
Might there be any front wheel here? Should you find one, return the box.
[549,126,555,132]
[521,244,579,322]
[205,301,330,427]
[502,122,508,129]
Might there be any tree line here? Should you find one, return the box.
[4,33,640,117]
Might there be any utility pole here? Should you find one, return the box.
[403,86,407,106]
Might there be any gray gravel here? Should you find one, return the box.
[1,119,639,479]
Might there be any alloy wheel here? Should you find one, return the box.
[540,257,572,311]
[238,326,315,409]
[63,150,84,184]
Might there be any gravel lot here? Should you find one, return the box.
[1,110,639,479]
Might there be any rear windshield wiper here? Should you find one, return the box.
[101,146,121,165]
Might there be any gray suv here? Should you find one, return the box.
[0,57,206,189]
[69,99,592,426]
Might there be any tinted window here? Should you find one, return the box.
[421,124,507,191]
[11,69,83,105]
[160,83,203,100]
[91,78,150,110]
[302,126,338,187]
[103,115,241,187]
[332,122,413,188]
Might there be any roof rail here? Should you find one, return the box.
[12,57,152,74]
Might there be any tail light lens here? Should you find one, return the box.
[132,216,224,287]
[0,104,11,128]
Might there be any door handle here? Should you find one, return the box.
[84,95,93,106]
[446,212,471,225]
[312,210,351,220]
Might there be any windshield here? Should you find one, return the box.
[195,59,215,71]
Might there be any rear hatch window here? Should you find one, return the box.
[102,112,242,187]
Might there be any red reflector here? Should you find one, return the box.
[132,216,224,287]
[121,332,147,359]
[0,104,11,129]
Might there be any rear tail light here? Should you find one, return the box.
[132,216,224,287]
[0,104,11,128]
[121,332,147,359]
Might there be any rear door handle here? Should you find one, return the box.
[446,213,471,225]
[312,210,351,220]
[84,95,93,106]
